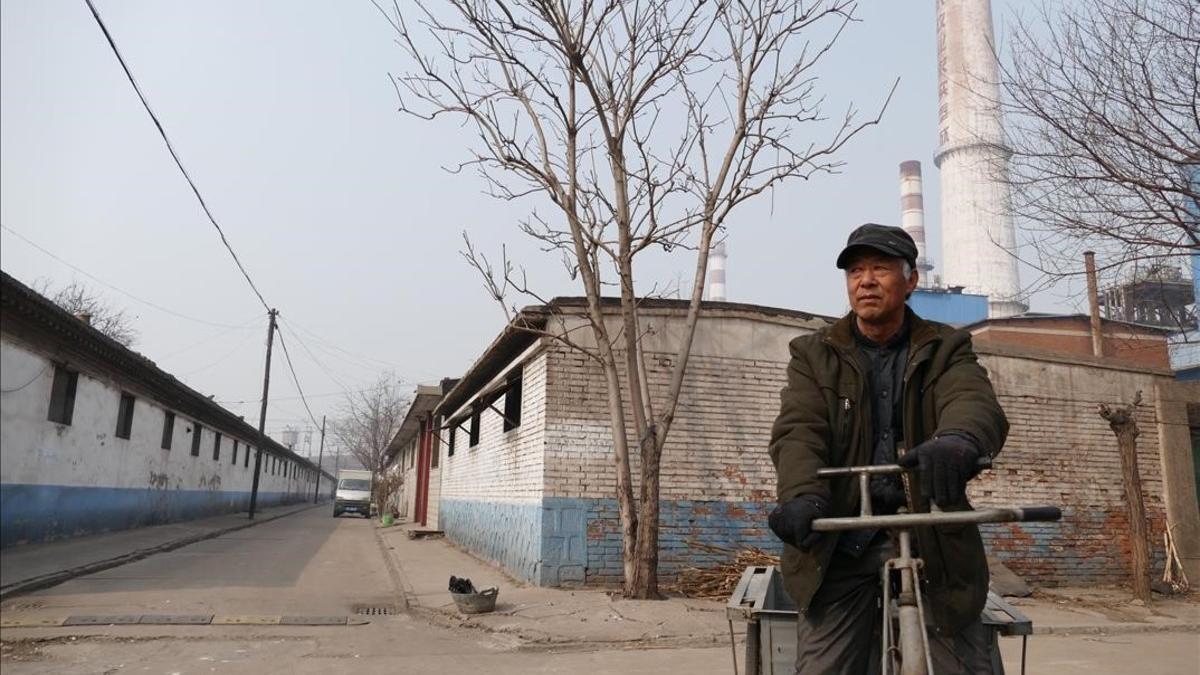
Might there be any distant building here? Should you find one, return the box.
[909,286,989,326]
[384,379,457,528]
[966,314,1173,369]
[1099,262,1195,330]
[1167,253,1199,380]
[0,272,326,546]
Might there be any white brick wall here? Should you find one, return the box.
[438,351,549,503]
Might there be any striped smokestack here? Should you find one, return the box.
[900,161,934,285]
[706,242,727,301]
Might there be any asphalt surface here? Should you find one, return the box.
[2,507,1196,674]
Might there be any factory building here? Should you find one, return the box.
[0,272,328,547]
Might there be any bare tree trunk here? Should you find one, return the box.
[1100,391,1152,602]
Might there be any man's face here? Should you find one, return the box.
[844,250,918,324]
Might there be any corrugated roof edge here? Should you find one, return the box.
[0,270,331,479]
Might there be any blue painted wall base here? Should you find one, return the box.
[1,483,302,548]
[438,496,780,587]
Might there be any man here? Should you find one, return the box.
[768,224,1008,674]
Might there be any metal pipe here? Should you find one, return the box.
[1084,251,1104,357]
[859,472,873,516]
[896,531,927,675]
[812,506,1061,532]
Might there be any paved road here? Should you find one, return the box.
[2,508,1195,674]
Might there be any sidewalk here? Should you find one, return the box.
[378,522,1200,650]
[0,501,319,600]
[377,523,738,649]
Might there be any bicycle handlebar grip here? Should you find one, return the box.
[1020,506,1062,522]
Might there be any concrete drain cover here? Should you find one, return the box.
[279,615,348,626]
[139,614,213,625]
[353,605,399,616]
[63,615,142,626]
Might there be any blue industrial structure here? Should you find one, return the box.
[908,287,989,326]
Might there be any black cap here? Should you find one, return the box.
[835,223,919,269]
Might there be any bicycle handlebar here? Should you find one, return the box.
[814,457,993,479]
[812,505,1062,532]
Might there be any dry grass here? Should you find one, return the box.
[668,543,781,599]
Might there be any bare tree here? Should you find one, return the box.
[999,0,1199,291]
[34,279,139,346]
[379,0,891,597]
[331,374,408,481]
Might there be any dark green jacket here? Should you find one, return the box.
[768,308,1008,635]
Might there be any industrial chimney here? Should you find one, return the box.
[934,0,1026,317]
[900,161,935,286]
[706,242,727,302]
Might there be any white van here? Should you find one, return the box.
[333,469,372,518]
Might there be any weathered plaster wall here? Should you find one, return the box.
[0,339,315,546]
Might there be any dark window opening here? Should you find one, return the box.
[47,365,78,425]
[114,392,135,439]
[431,416,441,468]
[232,440,239,464]
[245,446,251,468]
[191,424,203,456]
[468,409,480,447]
[503,372,523,431]
[213,432,222,461]
[448,424,456,457]
[161,411,175,450]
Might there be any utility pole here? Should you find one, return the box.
[333,444,340,500]
[313,415,326,503]
[248,308,277,519]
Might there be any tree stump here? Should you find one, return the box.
[1098,391,1151,602]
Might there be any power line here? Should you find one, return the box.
[159,315,263,359]
[273,319,321,429]
[1,224,258,330]
[179,328,261,376]
[278,318,353,393]
[82,0,270,312]
[287,319,414,372]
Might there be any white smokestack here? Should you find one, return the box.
[707,242,727,302]
[934,0,1026,317]
[900,160,935,286]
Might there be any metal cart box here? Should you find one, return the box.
[726,566,1032,675]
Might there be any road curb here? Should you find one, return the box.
[372,525,415,611]
[0,502,320,602]
[1033,622,1200,636]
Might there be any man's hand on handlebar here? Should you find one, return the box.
[768,494,829,551]
[897,434,982,507]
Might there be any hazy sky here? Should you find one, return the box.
[1,0,1053,452]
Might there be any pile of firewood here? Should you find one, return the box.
[669,543,781,599]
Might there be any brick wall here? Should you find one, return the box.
[972,350,1171,586]
[437,351,549,578]
[437,307,1178,590]
[540,310,818,584]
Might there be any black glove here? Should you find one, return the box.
[768,495,830,551]
[897,434,981,507]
